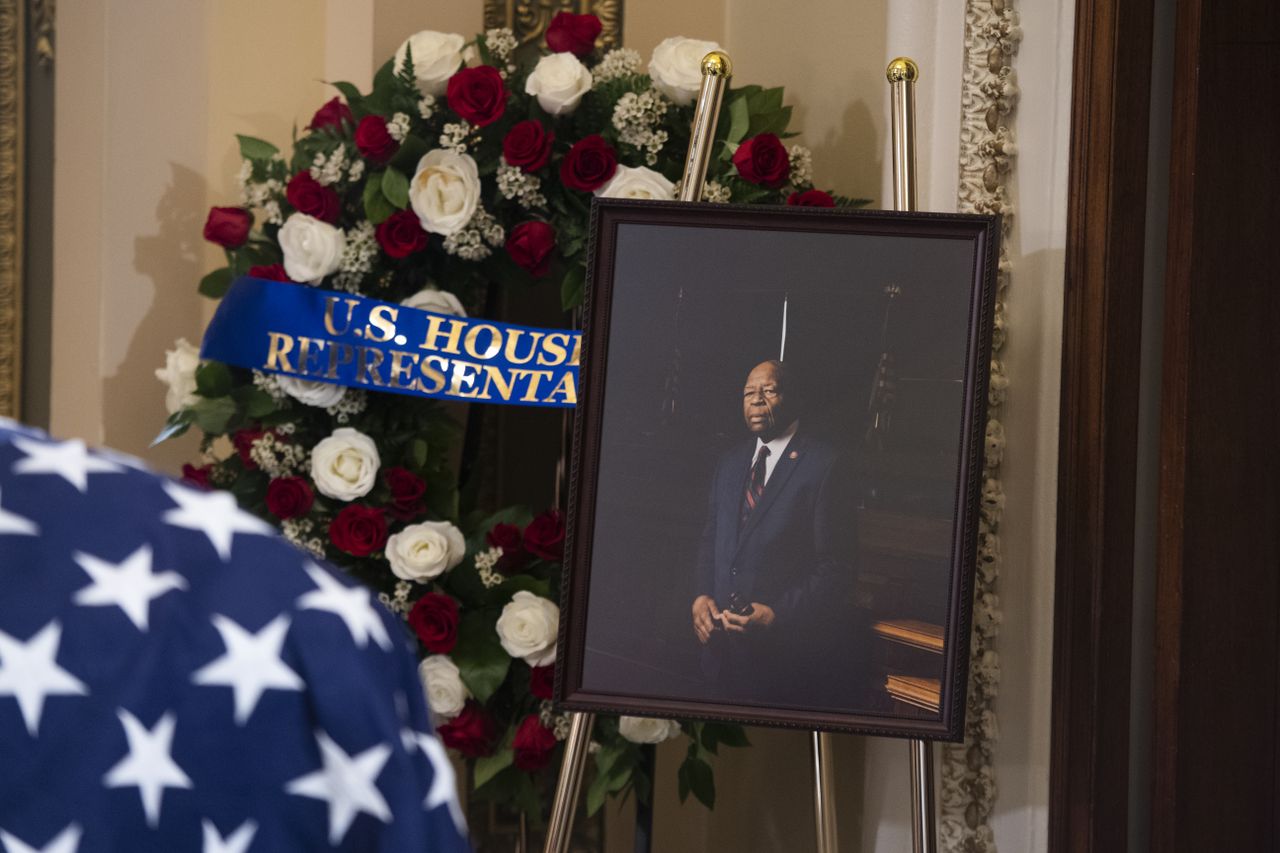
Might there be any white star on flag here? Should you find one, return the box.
[160,482,273,561]
[200,819,258,853]
[103,710,193,828]
[10,437,124,492]
[285,731,392,845]
[0,487,38,536]
[0,621,88,736]
[192,614,304,725]
[416,731,466,832]
[0,823,83,853]
[297,563,392,650]
[73,545,187,631]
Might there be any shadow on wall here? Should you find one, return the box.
[104,161,207,470]
[799,97,883,205]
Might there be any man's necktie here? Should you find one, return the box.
[741,446,770,529]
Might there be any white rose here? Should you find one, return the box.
[410,150,481,237]
[395,30,465,96]
[309,427,380,501]
[594,165,676,200]
[648,37,722,106]
[401,287,467,317]
[495,590,558,666]
[155,337,201,414]
[277,376,346,409]
[419,655,468,719]
[279,213,346,285]
[386,520,467,581]
[524,53,593,116]
[618,716,682,744]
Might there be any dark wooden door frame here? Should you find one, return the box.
[1048,0,1156,849]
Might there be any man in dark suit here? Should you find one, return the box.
[690,360,858,705]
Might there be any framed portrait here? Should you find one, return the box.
[556,200,999,740]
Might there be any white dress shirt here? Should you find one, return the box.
[751,419,800,485]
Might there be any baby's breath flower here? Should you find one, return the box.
[788,144,814,187]
[439,121,473,154]
[496,161,547,209]
[310,145,350,187]
[442,207,503,260]
[613,90,670,165]
[592,48,643,86]
[387,112,412,143]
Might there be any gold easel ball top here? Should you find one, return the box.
[886,57,920,83]
[701,51,733,78]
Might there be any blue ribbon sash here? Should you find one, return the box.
[201,277,580,408]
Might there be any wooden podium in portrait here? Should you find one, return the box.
[545,55,977,853]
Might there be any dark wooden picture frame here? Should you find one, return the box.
[556,199,999,740]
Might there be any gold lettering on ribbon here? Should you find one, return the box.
[324,297,360,336]
[296,336,327,376]
[266,332,296,372]
[388,350,420,390]
[366,305,400,343]
[546,371,577,405]
[420,316,466,355]
[538,333,570,367]
[326,343,355,379]
[463,324,503,360]
[356,347,386,386]
[449,360,481,397]
[503,329,545,365]
[419,355,449,394]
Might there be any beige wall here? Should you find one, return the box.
[52,1,348,469]
[48,2,1069,849]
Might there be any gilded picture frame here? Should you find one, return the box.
[0,0,24,418]
[483,0,621,51]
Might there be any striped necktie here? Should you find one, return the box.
[741,446,770,528]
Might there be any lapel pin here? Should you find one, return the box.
[789,450,799,459]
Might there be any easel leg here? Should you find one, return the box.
[544,712,595,853]
[908,738,937,853]
[811,731,839,852]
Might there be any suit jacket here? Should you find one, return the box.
[694,430,858,700]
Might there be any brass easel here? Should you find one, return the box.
[887,56,938,853]
[544,54,935,853]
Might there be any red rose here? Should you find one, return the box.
[787,189,835,207]
[512,714,558,771]
[266,476,315,520]
[355,115,400,164]
[232,428,266,469]
[529,665,555,700]
[286,171,341,224]
[438,702,498,757]
[407,593,460,653]
[502,120,555,173]
[384,467,427,521]
[446,66,507,128]
[308,97,353,131]
[545,12,602,57]
[181,463,211,490]
[247,264,292,282]
[560,135,617,192]
[523,510,565,561]
[732,133,790,188]
[328,505,388,557]
[486,522,528,574]
[203,207,252,249]
[375,210,430,259]
[506,221,556,278]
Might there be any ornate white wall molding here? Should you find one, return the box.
[941,0,1019,850]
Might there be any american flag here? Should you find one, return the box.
[0,419,470,852]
